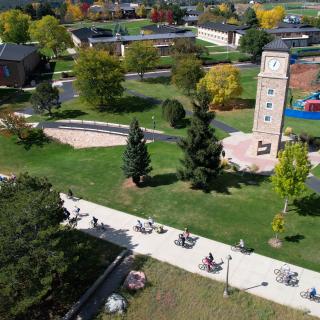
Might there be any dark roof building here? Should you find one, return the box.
[70,27,113,46]
[263,38,290,52]
[0,44,40,87]
[141,24,189,34]
[199,22,249,33]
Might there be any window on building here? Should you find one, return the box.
[267,89,275,96]
[264,115,272,123]
[266,102,273,109]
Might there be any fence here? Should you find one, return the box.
[285,108,320,119]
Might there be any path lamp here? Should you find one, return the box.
[223,254,232,298]
[152,115,156,142]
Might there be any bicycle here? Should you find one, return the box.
[198,262,220,273]
[174,238,192,249]
[276,273,299,287]
[90,220,98,228]
[231,244,251,254]
[300,290,320,302]
[133,225,145,233]
[274,264,291,276]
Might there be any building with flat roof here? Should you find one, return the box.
[70,27,113,47]
[198,22,320,48]
[0,43,40,87]
[88,31,196,56]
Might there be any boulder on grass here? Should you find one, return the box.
[124,270,146,290]
[104,293,127,314]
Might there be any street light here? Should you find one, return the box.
[223,254,232,298]
[151,115,156,142]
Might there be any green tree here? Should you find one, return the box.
[29,15,72,57]
[125,41,159,80]
[74,48,125,109]
[177,88,223,190]
[239,29,273,62]
[136,4,147,18]
[162,99,186,127]
[0,9,31,44]
[24,4,36,20]
[196,2,205,12]
[0,173,67,319]
[122,118,152,185]
[271,213,285,240]
[171,38,208,58]
[172,55,204,95]
[0,111,31,140]
[30,81,60,116]
[271,142,311,213]
[243,7,259,27]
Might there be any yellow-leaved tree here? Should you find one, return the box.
[255,5,285,29]
[218,3,229,14]
[65,4,84,22]
[197,64,242,107]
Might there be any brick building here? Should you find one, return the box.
[0,44,40,87]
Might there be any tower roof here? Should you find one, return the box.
[263,38,290,52]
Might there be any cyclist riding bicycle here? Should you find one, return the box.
[204,256,214,271]
[208,252,214,263]
[183,227,190,239]
[310,287,317,299]
[238,239,245,248]
[148,216,154,228]
[136,220,143,230]
[92,216,98,227]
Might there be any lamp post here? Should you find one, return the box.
[152,115,156,142]
[223,254,232,298]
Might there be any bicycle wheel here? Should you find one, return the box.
[198,264,206,271]
[231,245,239,252]
[133,226,139,232]
[274,269,281,275]
[276,275,284,283]
[300,291,309,299]
[174,239,181,246]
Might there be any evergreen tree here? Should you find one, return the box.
[122,118,152,185]
[243,7,259,27]
[177,88,223,190]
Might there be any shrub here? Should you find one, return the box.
[312,137,320,150]
[162,99,186,127]
[284,127,293,136]
[299,132,314,144]
[238,56,251,62]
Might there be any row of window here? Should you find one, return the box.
[264,88,275,123]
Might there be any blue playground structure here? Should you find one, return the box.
[293,92,320,109]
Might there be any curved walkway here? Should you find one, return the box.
[62,194,320,318]
[37,121,179,143]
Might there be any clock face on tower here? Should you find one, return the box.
[268,59,281,71]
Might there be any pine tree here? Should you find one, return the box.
[122,118,152,185]
[177,88,223,190]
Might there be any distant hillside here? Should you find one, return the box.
[0,0,63,11]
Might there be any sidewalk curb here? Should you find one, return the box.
[62,249,128,320]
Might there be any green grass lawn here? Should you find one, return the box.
[196,38,217,46]
[1,137,320,272]
[97,256,316,320]
[50,58,75,73]
[64,19,152,35]
[312,164,320,178]
[287,8,319,16]
[0,90,32,112]
[203,52,250,63]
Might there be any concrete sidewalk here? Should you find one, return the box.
[62,194,320,318]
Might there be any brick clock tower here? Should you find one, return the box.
[251,39,290,158]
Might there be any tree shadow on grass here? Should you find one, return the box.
[18,129,51,150]
[144,76,171,85]
[285,234,305,243]
[110,96,156,114]
[206,171,268,195]
[142,173,178,188]
[293,194,320,216]
[174,118,190,129]
[50,109,88,120]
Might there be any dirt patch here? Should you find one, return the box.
[122,178,137,189]
[289,64,320,90]
[44,128,128,148]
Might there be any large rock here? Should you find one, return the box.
[124,270,146,290]
[104,293,127,314]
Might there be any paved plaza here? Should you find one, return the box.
[62,194,320,318]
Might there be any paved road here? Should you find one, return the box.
[37,121,179,143]
[307,175,320,193]
[62,194,320,318]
